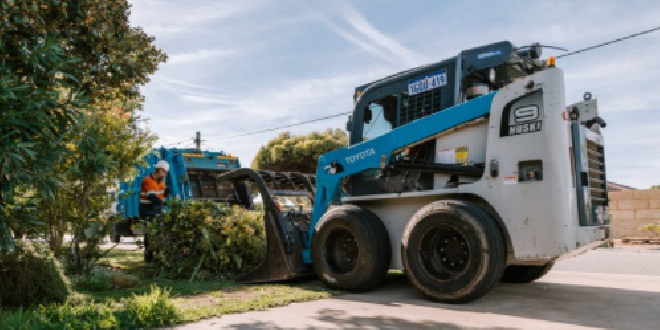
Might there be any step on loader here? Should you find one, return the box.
[218,41,610,303]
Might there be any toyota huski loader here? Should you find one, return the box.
[218,41,610,303]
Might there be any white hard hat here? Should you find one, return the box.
[155,160,170,171]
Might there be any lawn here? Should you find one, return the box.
[1,246,334,329]
[90,247,334,322]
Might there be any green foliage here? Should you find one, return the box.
[73,271,114,292]
[0,201,41,253]
[146,200,266,280]
[73,268,140,292]
[0,286,181,329]
[0,241,71,308]
[251,129,348,173]
[0,0,166,252]
[0,247,333,328]
[0,280,333,329]
[116,285,181,328]
[39,109,156,274]
[639,222,660,236]
[33,301,119,330]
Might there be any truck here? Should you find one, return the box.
[111,147,247,242]
[220,40,610,303]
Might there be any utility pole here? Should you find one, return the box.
[194,131,201,151]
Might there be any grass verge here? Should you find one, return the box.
[1,247,333,329]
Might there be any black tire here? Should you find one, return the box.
[500,263,554,283]
[401,200,506,303]
[312,205,391,292]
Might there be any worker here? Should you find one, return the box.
[140,160,169,262]
[272,196,283,211]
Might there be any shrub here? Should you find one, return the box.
[34,301,119,329]
[145,200,266,280]
[0,286,181,329]
[73,273,113,292]
[0,303,118,330]
[116,285,181,328]
[0,241,71,308]
[639,222,660,236]
[73,268,140,292]
[109,271,140,289]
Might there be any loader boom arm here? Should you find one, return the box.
[303,92,496,262]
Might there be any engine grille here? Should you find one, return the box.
[586,139,607,206]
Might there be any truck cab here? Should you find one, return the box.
[111,147,249,243]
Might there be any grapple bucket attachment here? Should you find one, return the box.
[186,168,251,206]
[215,168,315,283]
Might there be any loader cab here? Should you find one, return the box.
[346,41,547,195]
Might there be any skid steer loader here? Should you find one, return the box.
[218,41,609,303]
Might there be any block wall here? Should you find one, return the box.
[609,190,660,238]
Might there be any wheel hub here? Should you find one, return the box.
[420,224,470,280]
[437,234,469,271]
[326,229,359,274]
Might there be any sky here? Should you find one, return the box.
[128,0,660,189]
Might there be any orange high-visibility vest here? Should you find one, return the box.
[140,175,166,205]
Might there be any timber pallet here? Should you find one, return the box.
[621,237,660,245]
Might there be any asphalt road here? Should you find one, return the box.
[173,246,660,330]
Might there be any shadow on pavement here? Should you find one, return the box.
[218,313,511,330]
[332,273,660,329]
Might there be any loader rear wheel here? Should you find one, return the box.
[312,205,391,292]
[401,201,505,303]
[500,263,554,283]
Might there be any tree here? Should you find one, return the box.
[39,107,156,273]
[251,129,348,173]
[0,0,166,252]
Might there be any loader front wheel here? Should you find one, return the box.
[312,205,391,292]
[401,201,505,303]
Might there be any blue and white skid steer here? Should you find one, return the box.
[218,41,610,303]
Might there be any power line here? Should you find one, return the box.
[159,138,193,148]
[181,142,195,149]
[557,26,660,58]
[159,139,190,147]
[205,111,351,142]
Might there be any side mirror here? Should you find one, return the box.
[346,115,353,132]
[363,107,372,123]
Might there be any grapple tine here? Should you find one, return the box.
[236,207,306,283]
[215,168,313,283]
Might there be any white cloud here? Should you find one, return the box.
[159,78,223,92]
[129,0,264,35]
[311,2,427,67]
[167,49,237,65]
[337,4,426,67]
[179,93,246,106]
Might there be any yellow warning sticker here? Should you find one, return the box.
[455,146,469,165]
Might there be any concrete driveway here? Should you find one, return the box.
[174,247,660,329]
